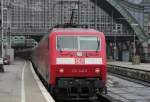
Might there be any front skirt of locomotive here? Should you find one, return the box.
[54,78,105,99]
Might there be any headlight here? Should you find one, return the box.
[59,68,64,73]
[95,68,100,74]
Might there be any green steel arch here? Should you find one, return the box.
[106,0,148,43]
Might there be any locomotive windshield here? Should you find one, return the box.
[57,36,100,51]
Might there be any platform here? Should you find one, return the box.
[107,61,150,83]
[0,58,55,102]
[108,61,150,72]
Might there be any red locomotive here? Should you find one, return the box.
[32,27,107,99]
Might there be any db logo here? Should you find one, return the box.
[75,58,85,64]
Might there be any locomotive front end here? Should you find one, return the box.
[51,31,106,98]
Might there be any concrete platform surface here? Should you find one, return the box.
[108,61,150,72]
[0,58,54,102]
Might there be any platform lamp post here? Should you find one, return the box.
[113,25,117,61]
[0,0,4,72]
[6,2,12,49]
[111,10,117,61]
[131,23,138,56]
[2,8,10,48]
[131,23,139,64]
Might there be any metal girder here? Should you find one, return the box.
[105,0,148,43]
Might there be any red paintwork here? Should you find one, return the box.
[34,28,107,86]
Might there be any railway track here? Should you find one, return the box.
[55,93,113,102]
[107,73,150,102]
[108,72,150,87]
[56,96,112,102]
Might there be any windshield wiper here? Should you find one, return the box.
[58,45,62,52]
[57,38,62,52]
[96,39,100,53]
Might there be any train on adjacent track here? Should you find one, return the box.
[31,26,107,100]
[4,36,37,48]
